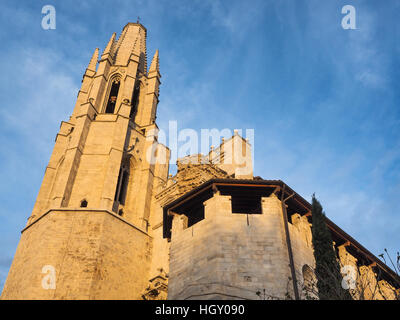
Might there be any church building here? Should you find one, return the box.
[1,23,398,300]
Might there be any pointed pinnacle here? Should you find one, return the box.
[149,49,159,74]
[102,32,116,57]
[87,48,99,72]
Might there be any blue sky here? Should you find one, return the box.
[0,0,399,290]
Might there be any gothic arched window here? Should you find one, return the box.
[105,78,120,114]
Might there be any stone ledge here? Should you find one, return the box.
[22,208,150,237]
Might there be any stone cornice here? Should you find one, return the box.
[22,208,151,237]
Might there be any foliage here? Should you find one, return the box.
[311,194,352,300]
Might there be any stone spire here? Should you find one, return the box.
[139,26,147,73]
[136,48,160,127]
[87,47,99,72]
[114,26,128,57]
[114,23,147,69]
[101,32,116,60]
[131,32,141,57]
[148,49,160,76]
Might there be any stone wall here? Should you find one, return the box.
[288,213,316,298]
[168,192,315,300]
[338,245,398,300]
[1,209,151,300]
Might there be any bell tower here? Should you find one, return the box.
[1,23,170,300]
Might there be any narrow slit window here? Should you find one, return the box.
[114,162,130,209]
[130,82,140,120]
[118,170,129,205]
[105,79,120,114]
[114,169,122,202]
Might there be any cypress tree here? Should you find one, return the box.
[311,194,352,300]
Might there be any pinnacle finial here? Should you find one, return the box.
[149,49,159,74]
[102,32,116,57]
[87,47,99,72]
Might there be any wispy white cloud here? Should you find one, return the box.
[0,1,399,285]
[304,1,390,89]
[2,47,78,155]
[205,0,267,38]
